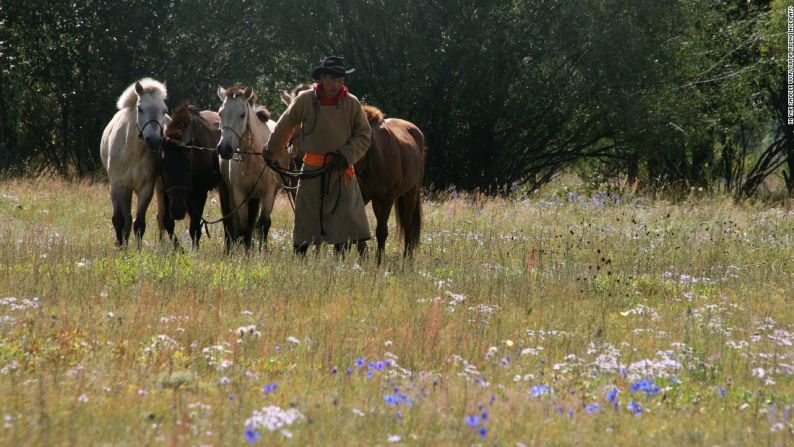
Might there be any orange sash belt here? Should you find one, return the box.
[303,152,355,181]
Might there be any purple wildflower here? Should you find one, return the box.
[478,427,488,439]
[586,403,601,414]
[465,415,480,427]
[630,379,660,396]
[627,400,642,415]
[606,388,619,403]
[530,385,550,398]
[262,383,278,394]
[355,357,366,369]
[331,367,338,374]
[244,427,261,444]
[717,387,726,397]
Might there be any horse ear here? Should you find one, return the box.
[280,91,292,106]
[135,81,144,95]
[244,86,254,102]
[217,85,226,102]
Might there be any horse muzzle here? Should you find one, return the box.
[217,142,234,160]
[144,135,163,153]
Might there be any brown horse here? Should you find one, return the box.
[356,106,426,261]
[159,102,232,249]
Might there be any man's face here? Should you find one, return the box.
[320,74,344,96]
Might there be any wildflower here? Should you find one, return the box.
[388,434,401,442]
[627,401,642,415]
[374,361,385,371]
[346,368,353,375]
[262,383,278,394]
[478,427,488,439]
[366,371,374,379]
[717,387,726,397]
[500,356,511,366]
[354,357,366,369]
[352,408,364,416]
[286,336,300,344]
[77,394,89,403]
[585,403,601,414]
[630,379,660,396]
[220,376,230,385]
[481,410,489,421]
[244,427,261,444]
[465,415,480,427]
[331,367,338,374]
[606,388,619,403]
[530,385,550,398]
[504,339,514,347]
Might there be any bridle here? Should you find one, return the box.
[220,106,252,159]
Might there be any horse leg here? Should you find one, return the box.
[189,191,208,250]
[110,183,132,248]
[155,178,175,245]
[133,182,155,249]
[396,186,422,258]
[217,184,234,255]
[371,197,394,265]
[256,186,278,252]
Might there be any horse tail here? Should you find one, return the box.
[395,186,422,258]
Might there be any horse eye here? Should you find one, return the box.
[240,113,245,119]
[137,107,142,113]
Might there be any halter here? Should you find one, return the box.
[137,119,165,152]
[221,107,253,159]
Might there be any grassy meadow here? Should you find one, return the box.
[0,177,792,446]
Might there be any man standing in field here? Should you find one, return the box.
[264,56,372,255]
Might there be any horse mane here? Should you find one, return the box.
[224,85,257,104]
[116,77,167,110]
[362,105,384,124]
[291,83,312,97]
[255,106,271,122]
[166,102,197,139]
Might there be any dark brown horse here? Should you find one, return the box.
[159,103,232,249]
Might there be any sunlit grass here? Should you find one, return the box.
[0,177,792,445]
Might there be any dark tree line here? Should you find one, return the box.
[0,0,790,196]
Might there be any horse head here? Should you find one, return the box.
[161,103,196,220]
[134,80,169,153]
[217,85,255,160]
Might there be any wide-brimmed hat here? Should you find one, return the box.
[312,56,355,80]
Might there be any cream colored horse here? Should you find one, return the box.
[216,85,287,251]
[100,78,170,247]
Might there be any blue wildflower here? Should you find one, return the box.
[606,388,619,403]
[346,367,353,375]
[384,394,400,406]
[717,387,726,397]
[530,385,550,398]
[368,362,377,370]
[244,427,261,444]
[262,383,278,394]
[630,379,660,396]
[366,371,374,379]
[331,367,338,374]
[586,403,601,414]
[567,409,574,418]
[481,410,489,421]
[354,357,366,369]
[555,406,564,415]
[500,356,511,366]
[627,400,642,415]
[465,415,480,427]
[478,427,488,439]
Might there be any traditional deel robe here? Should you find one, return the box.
[268,85,372,246]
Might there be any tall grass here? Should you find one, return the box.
[0,178,792,446]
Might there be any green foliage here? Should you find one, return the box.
[0,1,787,195]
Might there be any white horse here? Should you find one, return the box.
[100,78,170,247]
[216,85,288,252]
